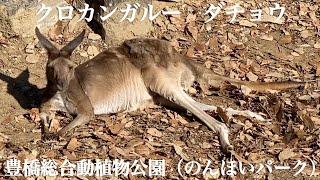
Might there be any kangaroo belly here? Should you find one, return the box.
[87,77,154,115]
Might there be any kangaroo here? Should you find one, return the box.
[35,27,311,153]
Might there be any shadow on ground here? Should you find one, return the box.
[0,68,44,109]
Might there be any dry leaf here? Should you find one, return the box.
[186,47,195,57]
[125,121,133,128]
[217,107,229,124]
[299,112,315,131]
[25,149,38,160]
[186,24,198,41]
[239,20,257,27]
[202,142,212,149]
[314,42,320,49]
[208,37,219,49]
[301,30,311,38]
[260,35,274,41]
[246,72,258,82]
[248,152,265,163]
[185,122,201,128]
[261,14,285,24]
[230,151,250,164]
[291,52,300,57]
[316,63,320,76]
[275,101,284,121]
[279,148,296,162]
[49,116,60,132]
[194,43,206,51]
[29,108,40,122]
[43,150,56,158]
[186,14,196,23]
[48,21,63,41]
[265,72,285,78]
[109,123,125,135]
[108,147,119,158]
[302,167,320,177]
[170,143,190,161]
[274,53,294,61]
[241,85,252,95]
[67,138,78,151]
[63,150,77,161]
[176,117,189,125]
[188,87,197,94]
[147,128,162,137]
[67,14,81,33]
[228,33,242,45]
[128,138,144,147]
[116,147,130,157]
[95,132,114,142]
[134,145,151,156]
[204,171,220,180]
[279,35,292,44]
[87,46,99,56]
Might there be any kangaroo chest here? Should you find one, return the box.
[48,92,77,115]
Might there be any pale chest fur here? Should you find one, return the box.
[48,92,77,115]
[49,79,154,115]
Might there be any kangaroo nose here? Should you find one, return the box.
[57,79,65,90]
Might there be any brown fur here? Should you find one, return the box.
[35,28,310,153]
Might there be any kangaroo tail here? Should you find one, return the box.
[185,58,307,91]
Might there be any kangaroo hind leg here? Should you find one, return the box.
[142,66,233,153]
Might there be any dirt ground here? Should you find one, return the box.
[0,0,320,179]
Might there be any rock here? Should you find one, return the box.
[87,46,99,56]
[25,43,35,54]
[26,54,39,64]
[69,0,158,45]
[88,33,101,40]
[0,0,68,37]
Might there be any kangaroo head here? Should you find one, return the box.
[35,27,85,91]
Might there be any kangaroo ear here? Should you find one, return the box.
[35,27,59,54]
[60,30,86,56]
